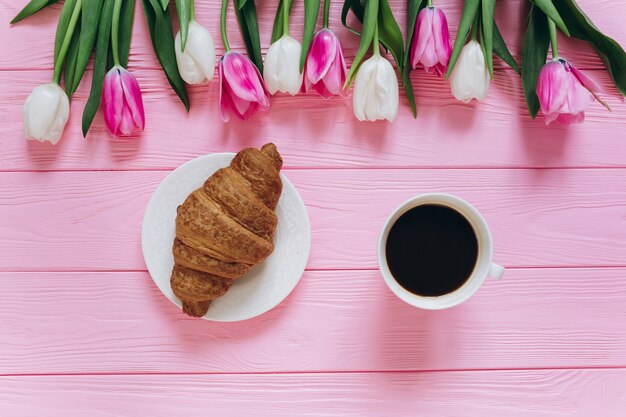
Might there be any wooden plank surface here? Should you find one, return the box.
[2,0,626,413]
[1,369,625,417]
[1,268,625,374]
[1,168,625,271]
[1,68,625,171]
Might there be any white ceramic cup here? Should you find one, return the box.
[378,193,504,310]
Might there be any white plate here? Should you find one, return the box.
[142,152,311,322]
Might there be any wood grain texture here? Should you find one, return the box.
[2,68,626,171]
[1,268,626,374]
[2,0,624,71]
[1,369,626,416]
[1,169,625,271]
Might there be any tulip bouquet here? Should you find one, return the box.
[12,0,626,139]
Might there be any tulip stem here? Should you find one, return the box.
[190,0,195,20]
[283,0,290,36]
[323,0,330,28]
[548,19,559,60]
[372,23,380,56]
[221,0,230,51]
[111,0,123,67]
[52,0,82,84]
[427,0,432,6]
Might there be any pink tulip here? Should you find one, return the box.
[409,6,451,76]
[218,51,270,122]
[102,66,145,137]
[536,59,604,125]
[302,28,347,98]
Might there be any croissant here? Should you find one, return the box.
[171,143,284,317]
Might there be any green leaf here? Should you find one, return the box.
[11,0,60,23]
[235,0,247,9]
[142,0,189,110]
[554,0,626,96]
[529,0,569,36]
[68,0,105,95]
[118,0,135,67]
[159,0,169,10]
[301,0,320,71]
[403,0,424,73]
[522,4,550,118]
[234,0,263,72]
[402,0,424,117]
[64,18,81,97]
[345,0,379,86]
[377,0,404,71]
[445,0,479,79]
[481,0,495,78]
[54,0,78,63]
[270,0,283,43]
[175,0,192,50]
[377,0,414,115]
[82,0,115,136]
[340,0,364,37]
[493,20,520,74]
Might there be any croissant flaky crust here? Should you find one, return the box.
[171,143,283,317]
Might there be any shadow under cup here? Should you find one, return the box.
[378,194,504,310]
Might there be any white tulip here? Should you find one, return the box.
[352,55,399,122]
[263,35,303,95]
[175,20,216,85]
[449,40,490,103]
[23,82,70,145]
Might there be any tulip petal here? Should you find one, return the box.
[411,7,431,69]
[175,31,202,84]
[353,56,377,121]
[306,29,338,84]
[218,59,233,122]
[22,83,70,144]
[320,42,345,96]
[264,36,303,95]
[417,8,439,70]
[175,20,216,84]
[102,68,124,135]
[353,55,398,122]
[537,61,568,115]
[566,61,601,94]
[449,40,490,102]
[378,57,399,122]
[556,111,585,125]
[120,69,145,132]
[219,54,269,121]
[263,40,282,94]
[432,7,451,70]
[223,52,267,103]
[536,59,596,125]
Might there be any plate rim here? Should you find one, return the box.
[141,151,311,322]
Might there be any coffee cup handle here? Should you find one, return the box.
[489,263,505,280]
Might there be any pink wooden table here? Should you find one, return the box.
[2,0,626,415]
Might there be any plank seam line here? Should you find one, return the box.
[1,265,626,274]
[3,365,626,378]
[2,166,626,173]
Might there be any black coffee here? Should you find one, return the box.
[385,204,478,297]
